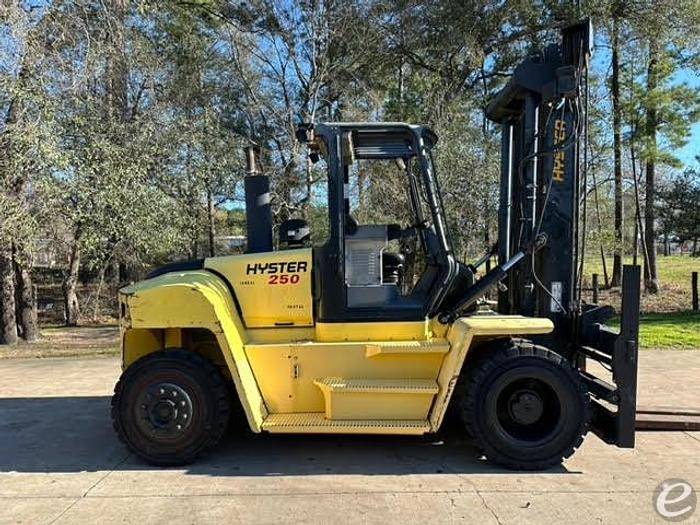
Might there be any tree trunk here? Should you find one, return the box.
[304,156,313,221]
[483,220,492,298]
[92,263,108,322]
[113,258,121,287]
[591,167,610,288]
[279,161,296,224]
[0,59,26,345]
[484,220,492,273]
[0,249,18,345]
[630,135,650,274]
[611,14,624,287]
[207,187,216,257]
[398,58,405,120]
[12,245,39,342]
[400,238,417,295]
[108,0,129,122]
[632,217,639,265]
[643,41,660,294]
[63,232,81,326]
[643,165,660,292]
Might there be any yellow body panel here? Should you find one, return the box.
[244,339,447,413]
[314,378,438,420]
[243,320,433,345]
[243,316,552,429]
[261,413,431,434]
[120,271,268,431]
[314,320,435,342]
[429,315,554,430]
[205,248,313,328]
[118,257,555,436]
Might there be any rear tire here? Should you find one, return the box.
[460,341,589,470]
[112,350,231,466]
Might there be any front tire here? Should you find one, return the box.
[460,341,590,470]
[112,350,231,466]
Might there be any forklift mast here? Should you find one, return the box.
[486,19,593,331]
[486,19,642,448]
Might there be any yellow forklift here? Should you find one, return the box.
[112,20,641,470]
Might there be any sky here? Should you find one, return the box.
[675,72,700,166]
[589,43,699,169]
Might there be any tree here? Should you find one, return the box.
[36,0,202,324]
[148,3,244,258]
[208,0,378,226]
[3,0,700,338]
[0,2,60,342]
[659,169,700,255]
[623,3,700,292]
[608,2,625,286]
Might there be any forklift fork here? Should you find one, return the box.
[579,265,641,447]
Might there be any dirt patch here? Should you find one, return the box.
[580,282,697,314]
[581,255,700,314]
[0,325,120,359]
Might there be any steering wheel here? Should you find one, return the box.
[388,223,422,241]
[410,219,430,231]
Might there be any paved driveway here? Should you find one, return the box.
[1,353,699,524]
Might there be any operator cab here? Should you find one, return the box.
[299,122,471,322]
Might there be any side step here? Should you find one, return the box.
[314,378,438,420]
[262,413,431,435]
[314,378,439,394]
[365,340,450,358]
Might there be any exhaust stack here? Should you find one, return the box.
[244,146,273,253]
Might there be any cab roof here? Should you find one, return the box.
[315,121,438,155]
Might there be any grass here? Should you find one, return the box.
[608,311,700,349]
[583,254,699,286]
[580,254,699,313]
[582,255,700,349]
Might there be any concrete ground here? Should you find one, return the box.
[1,352,699,525]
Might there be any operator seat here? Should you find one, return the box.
[382,252,404,284]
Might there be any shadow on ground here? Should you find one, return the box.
[0,396,576,476]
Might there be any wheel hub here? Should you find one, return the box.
[136,382,194,438]
[508,389,544,425]
[494,375,562,443]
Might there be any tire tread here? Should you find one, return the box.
[111,350,231,466]
[460,340,590,471]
